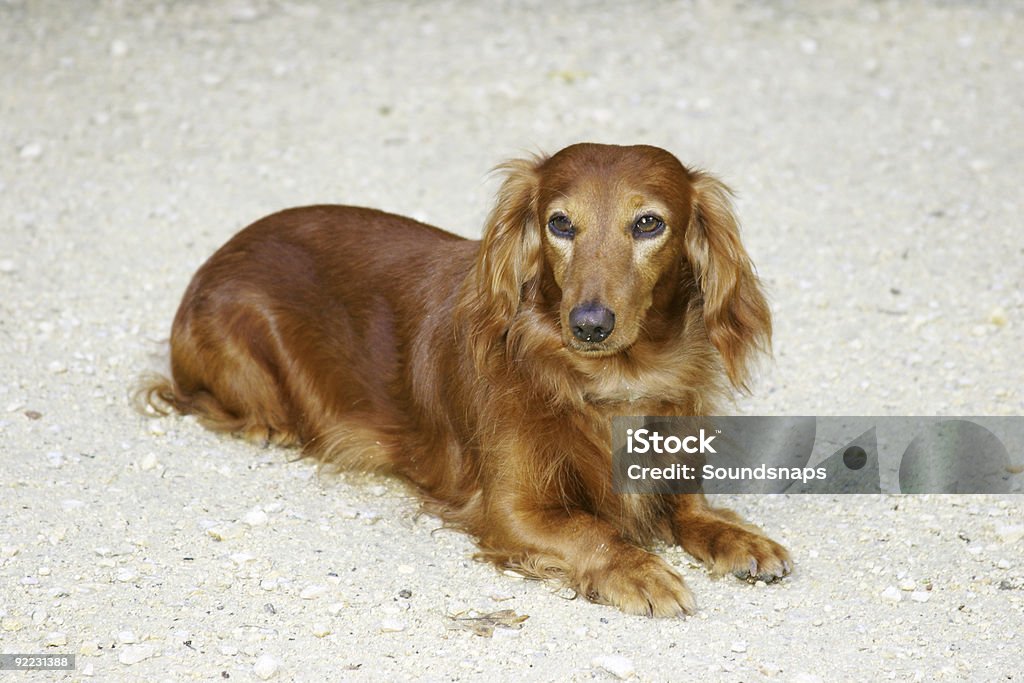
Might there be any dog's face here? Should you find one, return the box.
[535,145,693,356]
[472,142,770,390]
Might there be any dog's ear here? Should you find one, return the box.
[685,171,772,391]
[462,156,544,369]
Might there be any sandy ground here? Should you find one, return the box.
[2,1,1023,681]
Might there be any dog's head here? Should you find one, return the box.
[468,143,770,391]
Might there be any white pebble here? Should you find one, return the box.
[38,566,51,576]
[996,559,1011,570]
[230,552,255,565]
[19,142,43,159]
[0,259,15,273]
[207,523,245,541]
[243,508,269,526]
[44,631,67,646]
[118,630,137,644]
[139,452,159,470]
[995,524,1024,545]
[397,564,415,575]
[379,618,406,633]
[592,654,636,680]
[881,586,902,603]
[731,641,748,653]
[326,602,346,616]
[118,644,155,665]
[898,579,916,591]
[310,622,331,637]
[110,39,128,57]
[300,584,328,600]
[48,360,67,374]
[81,662,95,676]
[219,644,238,656]
[79,641,100,656]
[253,654,280,680]
[115,568,139,582]
[910,591,931,603]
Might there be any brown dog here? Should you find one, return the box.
[140,143,790,616]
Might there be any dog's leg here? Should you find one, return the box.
[671,494,791,583]
[480,501,696,617]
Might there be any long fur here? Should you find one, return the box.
[137,143,789,616]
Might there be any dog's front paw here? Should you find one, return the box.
[581,550,696,617]
[683,521,791,583]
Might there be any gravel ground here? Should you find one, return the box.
[2,1,1023,681]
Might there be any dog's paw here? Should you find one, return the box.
[581,550,696,617]
[706,526,791,583]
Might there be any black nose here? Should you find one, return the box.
[569,303,616,343]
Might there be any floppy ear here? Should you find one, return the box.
[685,171,772,391]
[462,157,544,370]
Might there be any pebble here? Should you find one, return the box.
[110,39,128,57]
[881,586,902,603]
[899,579,916,591]
[326,602,346,616]
[910,591,931,603]
[379,618,406,633]
[310,622,331,637]
[118,644,156,665]
[0,259,15,273]
[118,631,137,644]
[44,631,67,646]
[48,360,68,374]
[19,142,43,159]
[300,584,328,600]
[996,559,1011,570]
[79,641,100,656]
[995,524,1024,545]
[1,617,23,631]
[116,568,139,582]
[207,523,245,541]
[139,452,159,470]
[219,644,238,656]
[731,641,748,653]
[243,508,269,526]
[253,654,280,680]
[988,307,1008,327]
[592,654,636,680]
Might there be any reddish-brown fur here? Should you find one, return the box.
[139,143,790,616]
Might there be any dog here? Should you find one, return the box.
[139,143,790,616]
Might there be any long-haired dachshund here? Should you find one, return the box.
[140,143,790,616]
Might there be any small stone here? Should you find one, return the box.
[207,523,245,541]
[79,641,100,656]
[731,641,748,653]
[118,630,137,644]
[219,644,238,656]
[899,579,916,591]
[48,360,67,374]
[881,586,902,603]
[996,559,1011,570]
[243,508,269,526]
[230,552,255,565]
[32,609,47,624]
[995,524,1024,544]
[379,618,406,633]
[118,643,156,665]
[300,584,328,600]
[253,654,280,680]
[1,617,23,631]
[19,142,43,159]
[44,631,67,646]
[139,452,158,471]
[115,568,139,582]
[38,566,51,576]
[397,564,415,575]
[82,663,94,677]
[310,622,331,637]
[326,602,346,616]
[0,259,15,273]
[592,654,636,679]
[110,39,128,57]
[988,307,1008,327]
[910,591,931,603]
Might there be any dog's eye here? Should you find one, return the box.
[632,215,665,238]
[547,214,575,239]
